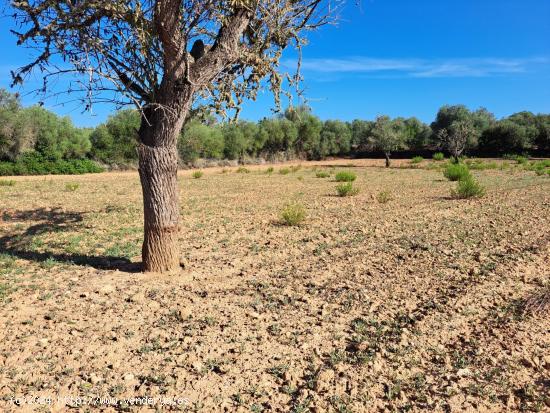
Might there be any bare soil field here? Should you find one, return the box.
[0,158,549,412]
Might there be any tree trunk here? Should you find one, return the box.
[385,152,391,168]
[138,142,180,272]
[138,102,188,272]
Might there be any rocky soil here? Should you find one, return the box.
[0,159,549,412]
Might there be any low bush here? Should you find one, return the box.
[192,170,204,179]
[236,166,249,174]
[280,202,306,226]
[411,156,423,164]
[336,182,359,197]
[335,171,357,182]
[443,163,470,181]
[0,153,103,176]
[451,176,485,199]
[376,190,392,203]
[265,167,274,174]
[316,171,330,178]
[65,183,80,192]
[279,167,290,175]
[0,180,16,186]
[515,156,528,165]
[289,165,302,173]
[432,152,445,161]
[524,160,550,175]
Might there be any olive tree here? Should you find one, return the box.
[437,120,477,162]
[10,0,335,272]
[369,116,407,167]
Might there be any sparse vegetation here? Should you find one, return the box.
[335,171,357,182]
[443,163,471,181]
[376,190,392,203]
[336,182,359,197]
[411,156,423,164]
[65,183,80,192]
[236,166,250,174]
[0,179,16,186]
[192,170,204,179]
[280,202,306,226]
[0,158,548,413]
[451,175,486,199]
[279,167,290,175]
[316,171,330,178]
[432,152,445,161]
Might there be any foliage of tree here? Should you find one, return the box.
[1,89,92,162]
[178,120,224,162]
[438,120,477,162]
[319,120,352,157]
[368,116,408,167]
[431,105,495,154]
[90,109,140,164]
[350,119,374,149]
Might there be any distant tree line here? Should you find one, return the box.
[0,90,101,175]
[1,88,549,174]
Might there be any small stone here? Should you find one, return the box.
[123,373,135,381]
[457,368,472,377]
[99,284,115,295]
[178,308,191,320]
[89,373,102,384]
[38,338,49,347]
[315,369,334,393]
[128,293,145,303]
[249,311,260,319]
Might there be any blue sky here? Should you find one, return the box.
[1,0,549,127]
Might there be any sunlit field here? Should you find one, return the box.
[1,158,549,412]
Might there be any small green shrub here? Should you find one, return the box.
[452,176,485,199]
[236,166,249,173]
[289,165,302,173]
[335,171,357,182]
[443,163,470,181]
[192,170,204,179]
[432,152,445,161]
[280,202,306,226]
[411,156,424,164]
[65,183,80,192]
[279,167,290,175]
[316,171,330,178]
[515,156,528,165]
[0,180,16,186]
[376,190,392,203]
[265,167,274,174]
[336,182,359,197]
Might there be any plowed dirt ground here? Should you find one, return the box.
[1,159,549,412]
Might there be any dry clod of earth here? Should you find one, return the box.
[0,159,549,412]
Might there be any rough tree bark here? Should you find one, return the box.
[385,152,391,168]
[137,86,192,272]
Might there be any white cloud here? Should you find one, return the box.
[283,56,549,78]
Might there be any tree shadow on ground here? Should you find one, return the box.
[0,207,141,272]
